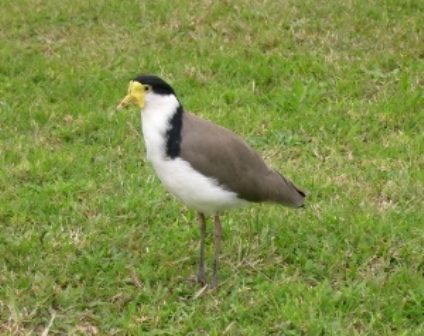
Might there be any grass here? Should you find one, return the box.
[0,0,423,334]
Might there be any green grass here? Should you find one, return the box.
[1,0,423,334]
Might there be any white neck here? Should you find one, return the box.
[141,93,180,162]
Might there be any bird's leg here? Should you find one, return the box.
[196,212,207,285]
[212,214,222,288]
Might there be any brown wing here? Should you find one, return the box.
[179,112,306,208]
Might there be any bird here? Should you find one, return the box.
[116,75,306,288]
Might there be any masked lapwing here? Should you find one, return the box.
[116,75,306,288]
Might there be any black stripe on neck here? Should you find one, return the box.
[165,105,183,159]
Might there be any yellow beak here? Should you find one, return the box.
[116,94,139,112]
[116,81,146,112]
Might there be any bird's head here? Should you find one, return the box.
[116,75,176,112]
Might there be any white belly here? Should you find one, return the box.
[151,157,249,214]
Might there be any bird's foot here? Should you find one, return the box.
[196,271,207,286]
[186,272,207,286]
[211,277,219,289]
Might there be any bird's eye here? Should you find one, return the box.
[144,86,150,91]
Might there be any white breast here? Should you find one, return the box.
[140,95,248,214]
[151,157,248,214]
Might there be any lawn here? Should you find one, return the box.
[0,0,423,334]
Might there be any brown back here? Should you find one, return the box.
[179,112,306,208]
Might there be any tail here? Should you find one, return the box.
[275,172,306,208]
[291,181,306,208]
